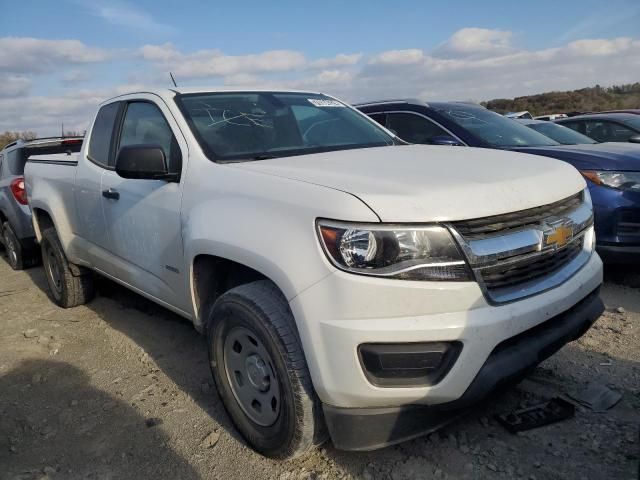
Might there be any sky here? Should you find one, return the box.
[0,0,639,135]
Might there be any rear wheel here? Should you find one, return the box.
[41,227,94,308]
[2,222,39,270]
[207,280,326,459]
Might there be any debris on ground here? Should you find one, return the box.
[201,430,221,449]
[1,260,638,479]
[495,397,575,433]
[567,383,623,412]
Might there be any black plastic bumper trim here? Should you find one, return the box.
[323,287,603,451]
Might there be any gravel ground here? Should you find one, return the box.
[0,255,638,480]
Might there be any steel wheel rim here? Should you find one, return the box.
[4,233,18,266]
[44,244,62,295]
[223,326,281,427]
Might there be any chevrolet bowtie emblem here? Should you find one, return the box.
[544,224,573,248]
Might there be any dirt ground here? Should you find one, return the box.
[0,254,638,480]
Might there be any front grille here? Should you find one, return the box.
[454,193,582,238]
[480,239,583,291]
[617,210,640,237]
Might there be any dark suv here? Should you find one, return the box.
[0,137,82,269]
[556,113,640,143]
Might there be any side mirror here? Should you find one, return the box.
[429,135,463,146]
[115,145,172,180]
[629,135,640,144]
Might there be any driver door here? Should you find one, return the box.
[100,96,189,312]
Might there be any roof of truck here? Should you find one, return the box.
[103,87,326,104]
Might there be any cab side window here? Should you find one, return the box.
[118,102,182,173]
[386,112,449,144]
[88,102,120,168]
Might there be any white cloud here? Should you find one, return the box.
[62,70,93,85]
[309,53,363,69]
[74,0,175,34]
[5,29,640,135]
[0,84,147,134]
[369,49,425,66]
[433,27,514,58]
[0,37,109,74]
[355,34,640,102]
[0,75,32,98]
[139,44,306,78]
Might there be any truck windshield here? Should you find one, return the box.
[526,121,597,145]
[434,105,560,147]
[176,92,395,161]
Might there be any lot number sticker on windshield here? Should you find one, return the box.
[308,98,344,107]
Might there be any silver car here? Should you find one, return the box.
[0,137,82,269]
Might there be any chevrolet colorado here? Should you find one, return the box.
[25,88,604,458]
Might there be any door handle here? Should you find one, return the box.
[102,188,120,200]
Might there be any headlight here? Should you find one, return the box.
[317,220,471,281]
[581,171,640,192]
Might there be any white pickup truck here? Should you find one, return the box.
[25,88,604,458]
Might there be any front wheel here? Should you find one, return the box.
[207,280,326,459]
[41,227,94,308]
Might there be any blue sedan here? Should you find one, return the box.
[356,100,640,262]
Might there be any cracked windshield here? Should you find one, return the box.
[178,92,394,161]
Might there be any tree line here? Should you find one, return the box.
[482,82,640,116]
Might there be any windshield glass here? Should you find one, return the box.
[433,105,559,147]
[624,116,640,130]
[527,122,597,145]
[176,92,394,161]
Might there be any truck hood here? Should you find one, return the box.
[511,142,640,171]
[230,145,585,222]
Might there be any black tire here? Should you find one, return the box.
[2,222,39,270]
[207,280,326,459]
[40,227,94,308]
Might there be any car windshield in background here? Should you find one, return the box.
[624,116,640,130]
[176,92,394,161]
[434,105,559,147]
[527,122,597,145]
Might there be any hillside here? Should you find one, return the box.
[482,83,640,116]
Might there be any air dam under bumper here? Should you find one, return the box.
[323,287,604,451]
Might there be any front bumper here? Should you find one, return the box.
[290,251,603,409]
[591,184,640,262]
[323,287,603,450]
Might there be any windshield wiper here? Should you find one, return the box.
[252,154,279,160]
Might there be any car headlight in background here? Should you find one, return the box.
[580,171,640,192]
[317,220,471,281]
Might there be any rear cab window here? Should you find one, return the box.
[88,102,120,168]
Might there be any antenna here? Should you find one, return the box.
[169,72,178,88]
[61,121,64,138]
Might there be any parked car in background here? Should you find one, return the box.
[556,113,640,143]
[356,100,640,262]
[504,110,533,119]
[517,118,599,145]
[25,88,604,457]
[534,113,567,121]
[593,109,640,115]
[0,137,82,269]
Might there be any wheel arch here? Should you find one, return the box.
[190,252,296,333]
[31,207,56,243]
